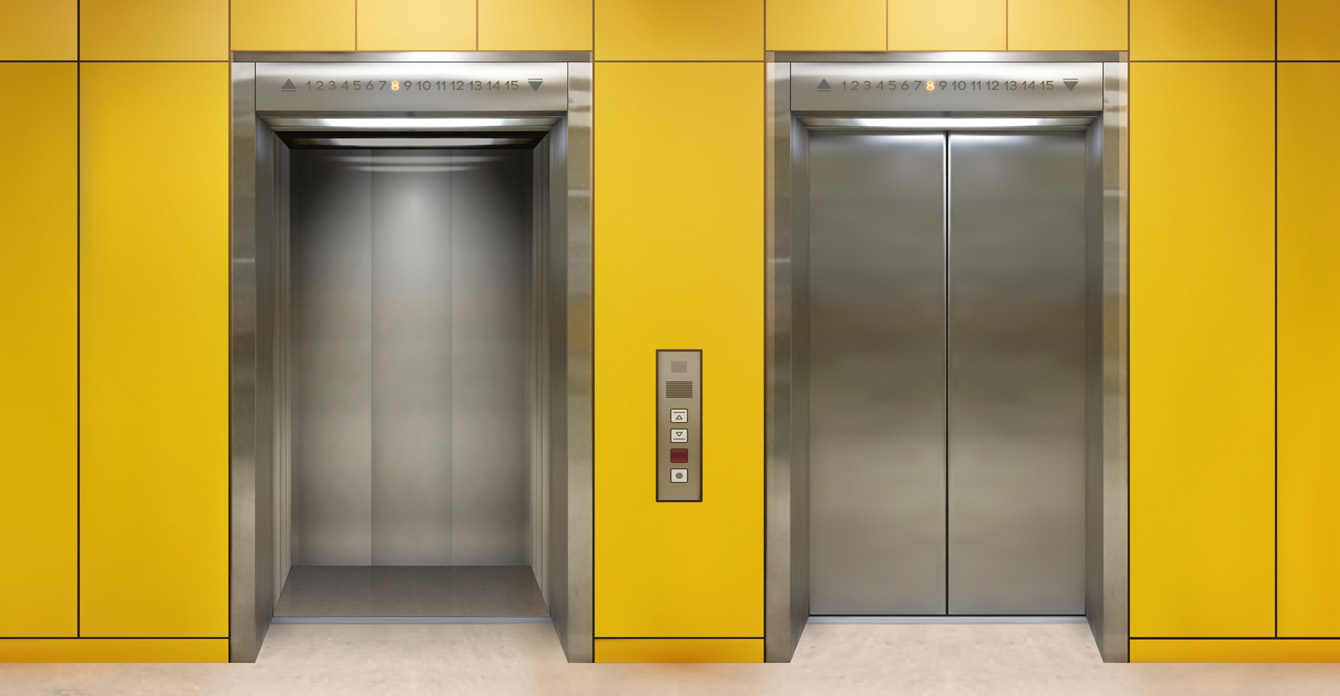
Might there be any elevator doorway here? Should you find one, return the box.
[275,147,543,619]
[807,131,1087,616]
[231,57,594,663]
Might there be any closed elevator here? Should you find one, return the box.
[230,56,594,663]
[766,57,1130,662]
[808,131,1086,616]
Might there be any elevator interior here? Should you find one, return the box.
[231,57,593,663]
[766,57,1129,662]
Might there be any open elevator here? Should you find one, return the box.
[229,55,593,663]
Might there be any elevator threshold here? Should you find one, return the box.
[274,566,548,619]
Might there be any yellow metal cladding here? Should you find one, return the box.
[1132,640,1340,663]
[357,0,475,51]
[0,639,227,662]
[0,63,77,639]
[80,0,227,61]
[1278,62,1340,639]
[595,639,764,663]
[0,0,75,60]
[1007,0,1127,50]
[232,0,355,51]
[79,63,229,638]
[479,0,592,50]
[888,0,1004,50]
[594,0,762,60]
[593,62,763,643]
[765,0,885,51]
[1130,62,1276,639]
[1131,0,1274,60]
[1279,0,1340,60]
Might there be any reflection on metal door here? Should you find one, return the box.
[809,131,1087,615]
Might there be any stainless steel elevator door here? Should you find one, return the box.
[808,131,1087,616]
[291,148,531,567]
[808,133,947,615]
[946,134,1086,614]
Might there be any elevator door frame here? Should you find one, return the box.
[765,53,1129,663]
[230,53,594,663]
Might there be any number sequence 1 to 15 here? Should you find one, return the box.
[305,79,522,92]
[842,79,1060,92]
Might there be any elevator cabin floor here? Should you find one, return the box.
[274,566,547,618]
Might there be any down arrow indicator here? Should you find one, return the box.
[528,78,544,91]
[1062,78,1078,92]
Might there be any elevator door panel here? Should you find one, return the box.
[946,133,1087,614]
[808,133,948,615]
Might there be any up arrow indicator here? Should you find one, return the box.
[281,79,297,92]
[528,78,543,91]
[817,78,832,92]
[1062,78,1078,92]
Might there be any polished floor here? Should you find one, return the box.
[3,623,1340,695]
[275,566,548,618]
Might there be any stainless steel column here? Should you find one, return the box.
[946,133,1087,615]
[808,133,947,615]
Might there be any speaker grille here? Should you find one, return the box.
[665,380,693,399]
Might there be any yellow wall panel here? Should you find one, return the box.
[479,0,592,50]
[232,0,354,51]
[1132,639,1340,663]
[1007,0,1127,50]
[0,63,77,639]
[595,639,763,663]
[1278,62,1340,639]
[80,0,227,61]
[594,0,762,60]
[80,63,229,638]
[594,62,763,639]
[888,0,1004,50]
[0,0,75,60]
[1130,62,1275,638]
[357,0,474,51]
[1131,0,1273,60]
[1280,0,1340,60]
[0,639,227,662]
[766,0,884,51]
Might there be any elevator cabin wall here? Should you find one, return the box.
[277,146,545,613]
[808,130,1089,616]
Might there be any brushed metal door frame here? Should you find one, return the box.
[231,56,594,663]
[766,56,1128,662]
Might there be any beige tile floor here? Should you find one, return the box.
[3,622,1340,695]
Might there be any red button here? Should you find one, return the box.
[670,448,688,463]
